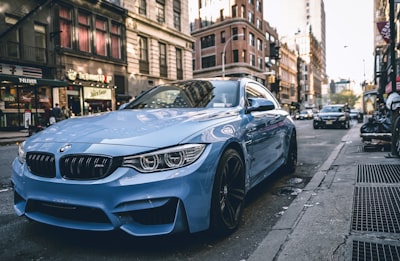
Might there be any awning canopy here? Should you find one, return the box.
[0,74,68,87]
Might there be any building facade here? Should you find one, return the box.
[0,0,194,130]
[279,42,299,113]
[123,0,194,99]
[0,0,127,130]
[190,0,270,85]
[266,0,326,108]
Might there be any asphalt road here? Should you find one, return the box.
[0,120,350,261]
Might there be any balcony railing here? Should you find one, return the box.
[0,40,55,65]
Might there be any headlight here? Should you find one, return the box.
[122,144,206,173]
[18,141,26,163]
[338,115,347,121]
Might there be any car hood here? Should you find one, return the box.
[28,108,240,148]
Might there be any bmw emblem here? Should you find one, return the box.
[59,144,72,153]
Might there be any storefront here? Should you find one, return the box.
[64,68,116,115]
[0,74,67,130]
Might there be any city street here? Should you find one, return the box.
[0,120,350,260]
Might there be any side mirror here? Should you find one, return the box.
[246,98,275,113]
[118,103,128,110]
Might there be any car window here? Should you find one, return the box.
[321,106,343,113]
[125,80,239,109]
[245,82,279,108]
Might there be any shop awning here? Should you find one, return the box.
[0,74,68,87]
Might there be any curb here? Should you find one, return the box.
[248,131,348,261]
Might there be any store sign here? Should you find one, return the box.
[84,87,112,100]
[18,77,38,84]
[66,69,112,83]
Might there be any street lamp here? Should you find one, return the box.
[222,33,244,77]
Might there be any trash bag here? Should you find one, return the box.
[360,115,391,133]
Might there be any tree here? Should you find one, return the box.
[329,89,360,108]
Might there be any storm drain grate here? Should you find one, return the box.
[352,186,400,233]
[357,164,400,183]
[352,240,400,261]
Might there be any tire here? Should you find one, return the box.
[281,132,297,174]
[394,116,400,156]
[210,149,245,235]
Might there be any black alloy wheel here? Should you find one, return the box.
[210,149,245,235]
[281,132,297,174]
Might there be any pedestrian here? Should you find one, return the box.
[51,103,62,122]
[43,105,51,126]
[60,106,71,120]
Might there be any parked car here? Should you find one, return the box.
[296,109,313,120]
[349,109,364,123]
[313,104,350,129]
[11,78,297,237]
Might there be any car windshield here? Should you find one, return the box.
[320,106,343,113]
[124,80,240,109]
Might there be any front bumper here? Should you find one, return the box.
[313,118,347,128]
[11,146,217,237]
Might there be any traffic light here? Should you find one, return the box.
[271,78,280,93]
[268,75,275,83]
[270,42,280,59]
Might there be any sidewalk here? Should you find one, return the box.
[249,123,400,261]
[0,130,29,145]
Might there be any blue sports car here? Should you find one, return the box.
[11,78,297,237]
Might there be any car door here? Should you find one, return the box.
[245,82,287,185]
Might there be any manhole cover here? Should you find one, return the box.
[352,240,400,261]
[357,164,400,183]
[352,186,400,233]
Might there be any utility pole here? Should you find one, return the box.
[388,0,400,157]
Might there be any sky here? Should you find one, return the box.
[264,0,375,88]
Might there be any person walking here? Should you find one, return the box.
[50,103,61,124]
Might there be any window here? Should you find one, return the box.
[34,24,46,62]
[250,54,255,66]
[5,15,19,58]
[78,12,90,52]
[256,0,262,12]
[59,6,72,48]
[156,0,165,23]
[173,0,181,30]
[245,82,279,108]
[257,19,262,30]
[95,18,107,56]
[232,5,237,17]
[202,55,216,68]
[241,5,245,18]
[139,0,146,15]
[139,36,149,74]
[232,27,238,39]
[249,33,255,46]
[201,34,215,48]
[221,31,225,43]
[248,12,254,24]
[242,50,247,63]
[233,50,239,62]
[111,23,122,59]
[258,57,263,69]
[257,38,262,51]
[159,42,167,77]
[176,48,183,80]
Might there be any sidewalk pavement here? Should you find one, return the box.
[249,123,400,261]
[0,130,29,145]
